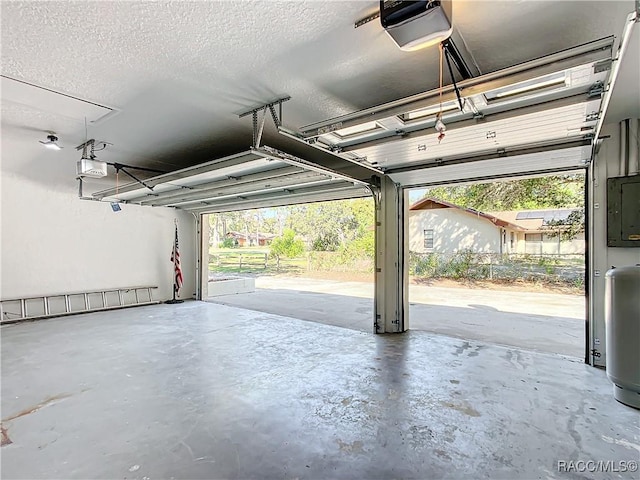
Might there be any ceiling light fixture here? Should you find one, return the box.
[39,134,62,150]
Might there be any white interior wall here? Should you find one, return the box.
[590,120,640,366]
[0,137,196,302]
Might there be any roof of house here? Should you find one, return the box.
[487,208,580,231]
[409,198,525,231]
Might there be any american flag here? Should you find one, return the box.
[170,225,183,295]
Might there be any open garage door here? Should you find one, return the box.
[281,35,622,341]
[90,147,372,214]
[295,37,613,189]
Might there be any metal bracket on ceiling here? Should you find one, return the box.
[368,175,383,209]
[238,96,291,148]
[253,144,368,187]
[354,10,380,28]
[76,139,94,152]
[442,35,480,81]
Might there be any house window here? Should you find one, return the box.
[525,233,543,242]
[423,229,434,249]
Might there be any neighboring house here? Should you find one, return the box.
[225,231,276,247]
[487,209,585,254]
[409,198,584,255]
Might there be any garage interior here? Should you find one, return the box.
[1,1,639,479]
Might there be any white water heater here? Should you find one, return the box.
[605,264,640,409]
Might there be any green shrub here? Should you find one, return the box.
[270,229,305,259]
[339,231,374,261]
[219,237,236,249]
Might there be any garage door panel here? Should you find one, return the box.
[184,182,371,214]
[388,144,590,187]
[353,101,599,171]
[134,166,303,205]
[91,148,370,211]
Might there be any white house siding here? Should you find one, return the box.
[410,208,585,256]
[543,232,584,254]
[408,209,502,254]
[524,232,585,255]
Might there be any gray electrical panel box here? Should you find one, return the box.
[607,175,640,247]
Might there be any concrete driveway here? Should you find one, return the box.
[207,276,585,359]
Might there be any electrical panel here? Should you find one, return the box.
[607,175,640,247]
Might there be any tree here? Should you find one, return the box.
[287,198,374,250]
[545,209,585,241]
[422,174,584,211]
[420,174,585,240]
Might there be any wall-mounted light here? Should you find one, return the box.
[39,134,62,150]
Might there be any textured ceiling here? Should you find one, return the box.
[1,0,635,178]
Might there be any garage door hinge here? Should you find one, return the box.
[593,59,612,74]
[591,348,601,358]
[588,81,604,98]
[586,112,600,122]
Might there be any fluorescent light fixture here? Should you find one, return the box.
[402,102,459,121]
[333,121,381,138]
[486,73,567,100]
[39,134,62,150]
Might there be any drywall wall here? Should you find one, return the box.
[590,120,640,366]
[0,137,196,303]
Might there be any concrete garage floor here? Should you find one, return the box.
[210,277,585,358]
[2,302,638,480]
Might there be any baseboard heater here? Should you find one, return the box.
[0,286,159,324]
